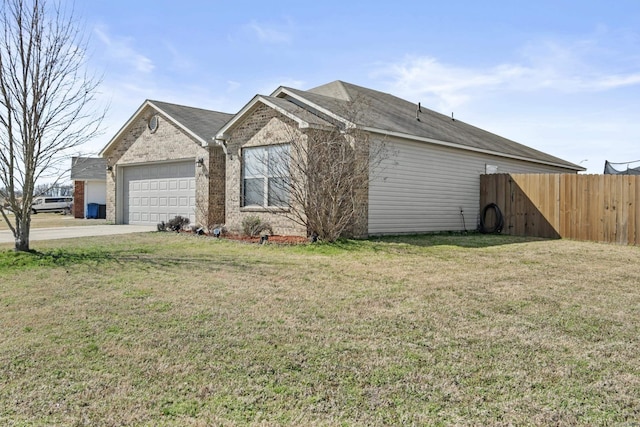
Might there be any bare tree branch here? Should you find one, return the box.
[246,97,391,242]
[0,0,105,251]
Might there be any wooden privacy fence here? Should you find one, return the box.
[480,174,640,245]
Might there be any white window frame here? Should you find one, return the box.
[242,144,290,207]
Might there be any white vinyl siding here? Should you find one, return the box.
[84,181,107,218]
[122,161,196,225]
[368,137,575,235]
[85,181,106,206]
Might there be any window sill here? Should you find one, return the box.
[241,206,290,213]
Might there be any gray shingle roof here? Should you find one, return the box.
[281,81,581,170]
[262,96,334,128]
[71,157,106,181]
[149,100,234,143]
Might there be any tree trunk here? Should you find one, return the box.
[14,216,30,252]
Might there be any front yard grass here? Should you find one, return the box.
[1,233,639,426]
[0,212,109,231]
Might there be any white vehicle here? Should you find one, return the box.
[31,196,73,214]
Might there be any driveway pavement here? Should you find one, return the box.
[0,224,157,244]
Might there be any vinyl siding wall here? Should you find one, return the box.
[368,136,576,235]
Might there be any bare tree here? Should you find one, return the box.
[247,99,390,242]
[0,0,104,251]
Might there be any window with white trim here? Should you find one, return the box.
[242,144,290,207]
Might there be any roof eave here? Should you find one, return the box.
[273,87,355,128]
[99,100,208,157]
[363,126,585,172]
[211,95,333,145]
[99,100,152,157]
[147,101,208,146]
[211,95,263,144]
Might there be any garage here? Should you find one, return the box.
[122,161,196,225]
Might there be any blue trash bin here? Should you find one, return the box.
[86,203,99,219]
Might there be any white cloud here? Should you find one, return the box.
[594,74,640,90]
[246,20,292,44]
[370,29,640,174]
[94,25,154,73]
[375,32,640,113]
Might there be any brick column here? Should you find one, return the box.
[73,181,85,218]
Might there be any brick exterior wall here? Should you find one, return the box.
[102,102,370,236]
[102,106,224,226]
[207,146,226,227]
[224,104,308,236]
[73,181,85,219]
[223,103,371,238]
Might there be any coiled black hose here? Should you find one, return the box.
[479,203,504,234]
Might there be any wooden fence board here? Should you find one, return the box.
[596,174,603,242]
[480,173,640,245]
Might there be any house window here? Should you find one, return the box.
[242,144,290,207]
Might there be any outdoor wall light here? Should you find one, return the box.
[106,165,113,171]
[196,157,205,167]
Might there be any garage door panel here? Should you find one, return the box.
[123,161,196,225]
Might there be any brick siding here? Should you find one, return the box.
[73,181,85,218]
[223,103,370,237]
[224,104,308,236]
[102,106,224,226]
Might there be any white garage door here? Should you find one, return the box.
[122,161,196,225]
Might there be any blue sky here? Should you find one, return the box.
[77,0,640,173]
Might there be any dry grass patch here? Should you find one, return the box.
[0,212,108,231]
[1,233,639,425]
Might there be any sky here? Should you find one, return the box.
[72,0,640,174]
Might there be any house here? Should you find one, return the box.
[99,100,233,227]
[101,81,583,236]
[70,157,107,219]
[214,80,583,236]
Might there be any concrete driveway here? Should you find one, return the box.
[0,224,157,244]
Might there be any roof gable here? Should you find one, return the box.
[148,100,234,143]
[214,95,334,141]
[100,100,233,156]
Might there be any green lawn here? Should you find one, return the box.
[1,233,639,426]
[0,212,108,231]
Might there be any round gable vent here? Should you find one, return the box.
[148,114,159,133]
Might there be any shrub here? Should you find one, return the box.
[157,216,190,232]
[241,215,273,237]
[168,216,190,231]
